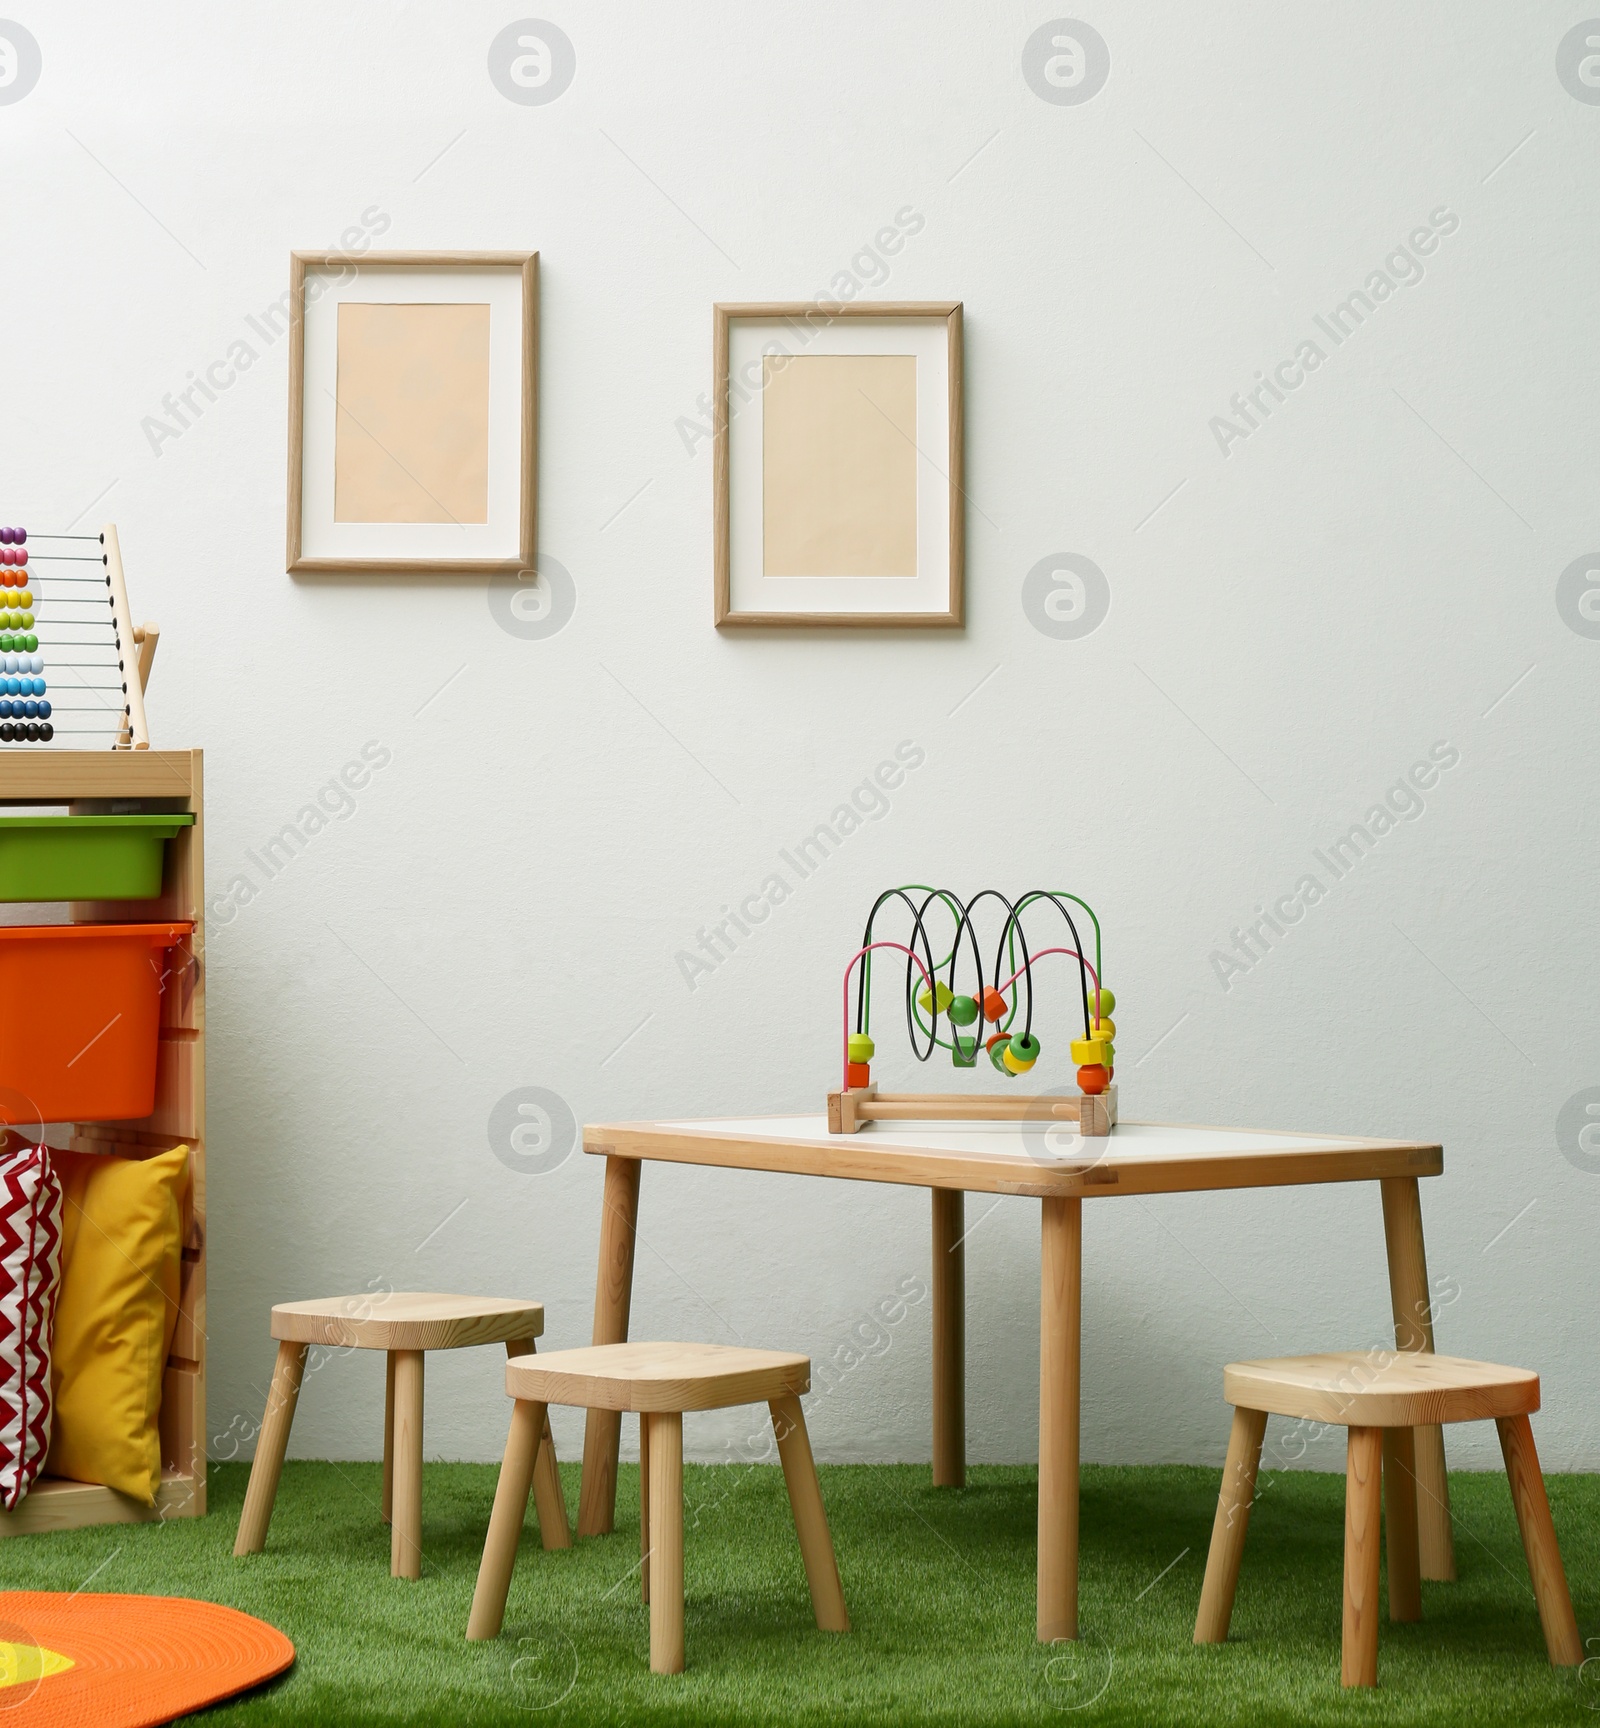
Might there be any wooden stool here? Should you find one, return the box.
[1195,1351,1582,1687]
[467,1342,849,1673]
[234,1292,571,1579]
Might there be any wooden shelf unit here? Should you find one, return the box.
[0,748,206,1535]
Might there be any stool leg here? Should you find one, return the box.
[1194,1405,1267,1643]
[508,1340,570,1550]
[234,1340,307,1556]
[639,1414,651,1605]
[466,1399,546,1641]
[1497,1414,1582,1665]
[1383,1428,1422,1623]
[1343,1425,1383,1687]
[646,1410,684,1675]
[770,1394,849,1632]
[390,1349,425,1580]
[381,1351,397,1525]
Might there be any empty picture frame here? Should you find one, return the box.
[287,251,537,574]
[714,301,964,627]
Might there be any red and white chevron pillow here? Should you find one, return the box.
[0,1137,63,1509]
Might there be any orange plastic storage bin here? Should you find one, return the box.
[0,923,192,1125]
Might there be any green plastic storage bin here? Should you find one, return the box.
[0,814,195,901]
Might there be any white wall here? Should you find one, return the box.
[8,2,1598,1475]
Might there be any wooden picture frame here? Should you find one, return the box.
[287,250,537,575]
[713,301,964,628]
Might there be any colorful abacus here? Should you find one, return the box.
[828,886,1122,1136]
[0,523,153,748]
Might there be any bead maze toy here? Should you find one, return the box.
[0,522,156,748]
[827,887,1120,1136]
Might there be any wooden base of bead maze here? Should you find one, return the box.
[827,1083,1118,1138]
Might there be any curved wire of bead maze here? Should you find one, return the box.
[827,887,1119,1137]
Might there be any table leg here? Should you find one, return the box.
[578,1154,641,1537]
[1380,1175,1455,1581]
[932,1187,965,1488]
[1038,1195,1082,1642]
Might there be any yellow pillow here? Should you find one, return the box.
[47,1144,189,1504]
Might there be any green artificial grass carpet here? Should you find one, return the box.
[0,1460,1594,1725]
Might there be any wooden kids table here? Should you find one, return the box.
[574,1115,1450,1642]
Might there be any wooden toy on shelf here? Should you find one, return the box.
[0,522,157,749]
[827,886,1120,1136]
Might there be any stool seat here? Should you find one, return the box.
[1223,1351,1540,1429]
[470,1340,847,1674]
[507,1342,809,1412]
[271,1292,544,1352]
[238,1292,567,1581]
[1197,1348,1580,1688]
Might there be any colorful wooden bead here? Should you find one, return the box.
[981,987,1007,1021]
[847,1033,875,1063]
[1070,1036,1109,1066]
[1090,1016,1115,1040]
[951,1036,978,1068]
[989,1038,1013,1074]
[846,1062,871,1089]
[917,981,953,1014]
[1076,1063,1109,1096]
[948,993,979,1027]
[1093,988,1115,1016]
[1001,1043,1036,1074]
[1009,1033,1041,1064]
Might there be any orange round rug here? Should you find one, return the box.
[0,1593,293,1726]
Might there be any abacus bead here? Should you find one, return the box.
[1076,1064,1109,1096]
[24,722,38,740]
[0,528,11,544]
[0,722,12,740]
[847,1033,875,1063]
[19,613,31,629]
[14,529,24,545]
[1093,988,1115,1016]
[23,635,36,650]
[38,722,51,741]
[36,700,49,718]
[14,550,25,567]
[22,701,35,718]
[845,1061,871,1089]
[948,993,979,1026]
[18,591,30,608]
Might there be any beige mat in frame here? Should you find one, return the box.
[714,301,964,627]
